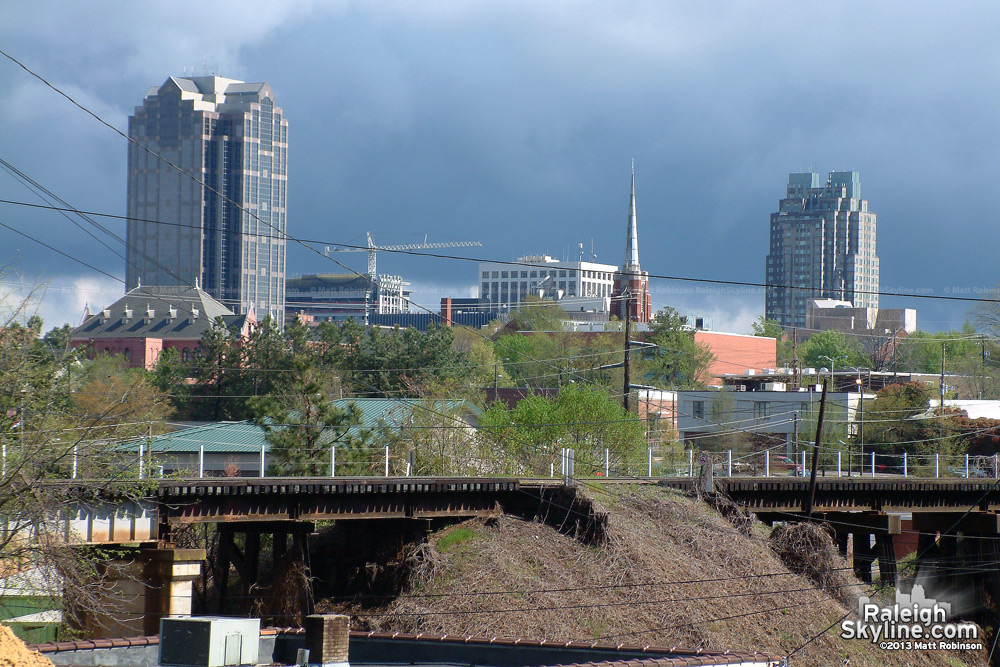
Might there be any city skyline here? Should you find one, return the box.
[0,3,997,334]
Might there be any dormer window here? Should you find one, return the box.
[168,306,178,321]
[122,307,133,322]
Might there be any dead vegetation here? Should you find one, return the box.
[769,521,863,609]
[328,485,984,667]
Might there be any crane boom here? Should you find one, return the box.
[325,232,482,277]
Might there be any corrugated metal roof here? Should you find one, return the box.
[330,398,480,438]
[124,399,479,453]
[123,421,269,454]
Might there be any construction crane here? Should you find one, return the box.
[324,232,482,279]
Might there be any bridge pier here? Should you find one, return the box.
[910,513,1000,619]
[213,521,315,622]
[852,533,876,584]
[75,545,205,638]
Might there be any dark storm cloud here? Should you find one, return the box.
[0,1,997,330]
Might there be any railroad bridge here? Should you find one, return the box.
[52,475,1000,637]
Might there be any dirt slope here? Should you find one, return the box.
[340,486,986,667]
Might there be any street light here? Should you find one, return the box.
[818,355,844,390]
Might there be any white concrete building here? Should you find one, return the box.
[478,255,617,314]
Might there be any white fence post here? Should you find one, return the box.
[995,453,998,478]
[330,446,336,478]
[800,451,806,477]
[139,443,144,479]
[837,451,842,477]
[198,445,204,478]
[72,444,78,479]
[687,449,693,477]
[965,453,970,478]
[260,445,265,477]
[870,452,875,478]
[385,446,390,477]
[903,452,908,477]
[605,448,610,478]
[550,461,554,478]
[727,450,732,477]
[935,453,939,478]
[647,448,653,477]
[2,443,6,478]
[765,450,770,477]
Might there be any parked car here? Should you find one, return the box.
[772,455,804,476]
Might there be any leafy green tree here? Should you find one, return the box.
[798,330,865,369]
[249,360,365,476]
[864,382,959,459]
[477,385,645,475]
[316,320,472,396]
[0,296,152,631]
[494,332,573,389]
[751,316,793,365]
[894,327,979,375]
[507,295,567,332]
[639,307,714,389]
[184,318,248,421]
[377,380,489,475]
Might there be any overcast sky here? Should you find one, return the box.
[0,1,997,333]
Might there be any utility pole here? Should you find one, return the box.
[791,327,799,389]
[623,289,632,412]
[804,380,828,519]
[792,412,798,460]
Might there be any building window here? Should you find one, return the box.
[182,347,192,362]
[754,401,769,419]
[692,401,705,420]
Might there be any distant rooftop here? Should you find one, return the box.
[72,284,250,341]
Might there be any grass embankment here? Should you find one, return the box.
[325,486,986,667]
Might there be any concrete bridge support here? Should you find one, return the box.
[76,545,205,639]
[818,513,900,585]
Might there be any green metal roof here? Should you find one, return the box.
[330,398,480,438]
[123,399,480,454]
[123,421,269,454]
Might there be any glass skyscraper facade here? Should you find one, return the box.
[765,171,879,329]
[126,76,287,322]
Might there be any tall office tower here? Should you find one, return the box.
[764,171,878,329]
[612,169,652,323]
[126,76,287,323]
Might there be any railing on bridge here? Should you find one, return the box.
[29,438,1000,483]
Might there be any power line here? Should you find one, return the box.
[3,191,1000,307]
[0,219,123,283]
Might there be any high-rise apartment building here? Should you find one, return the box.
[126,76,287,322]
[764,171,878,329]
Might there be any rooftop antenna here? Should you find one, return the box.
[590,239,597,262]
[578,242,584,262]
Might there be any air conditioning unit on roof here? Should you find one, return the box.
[160,616,260,667]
